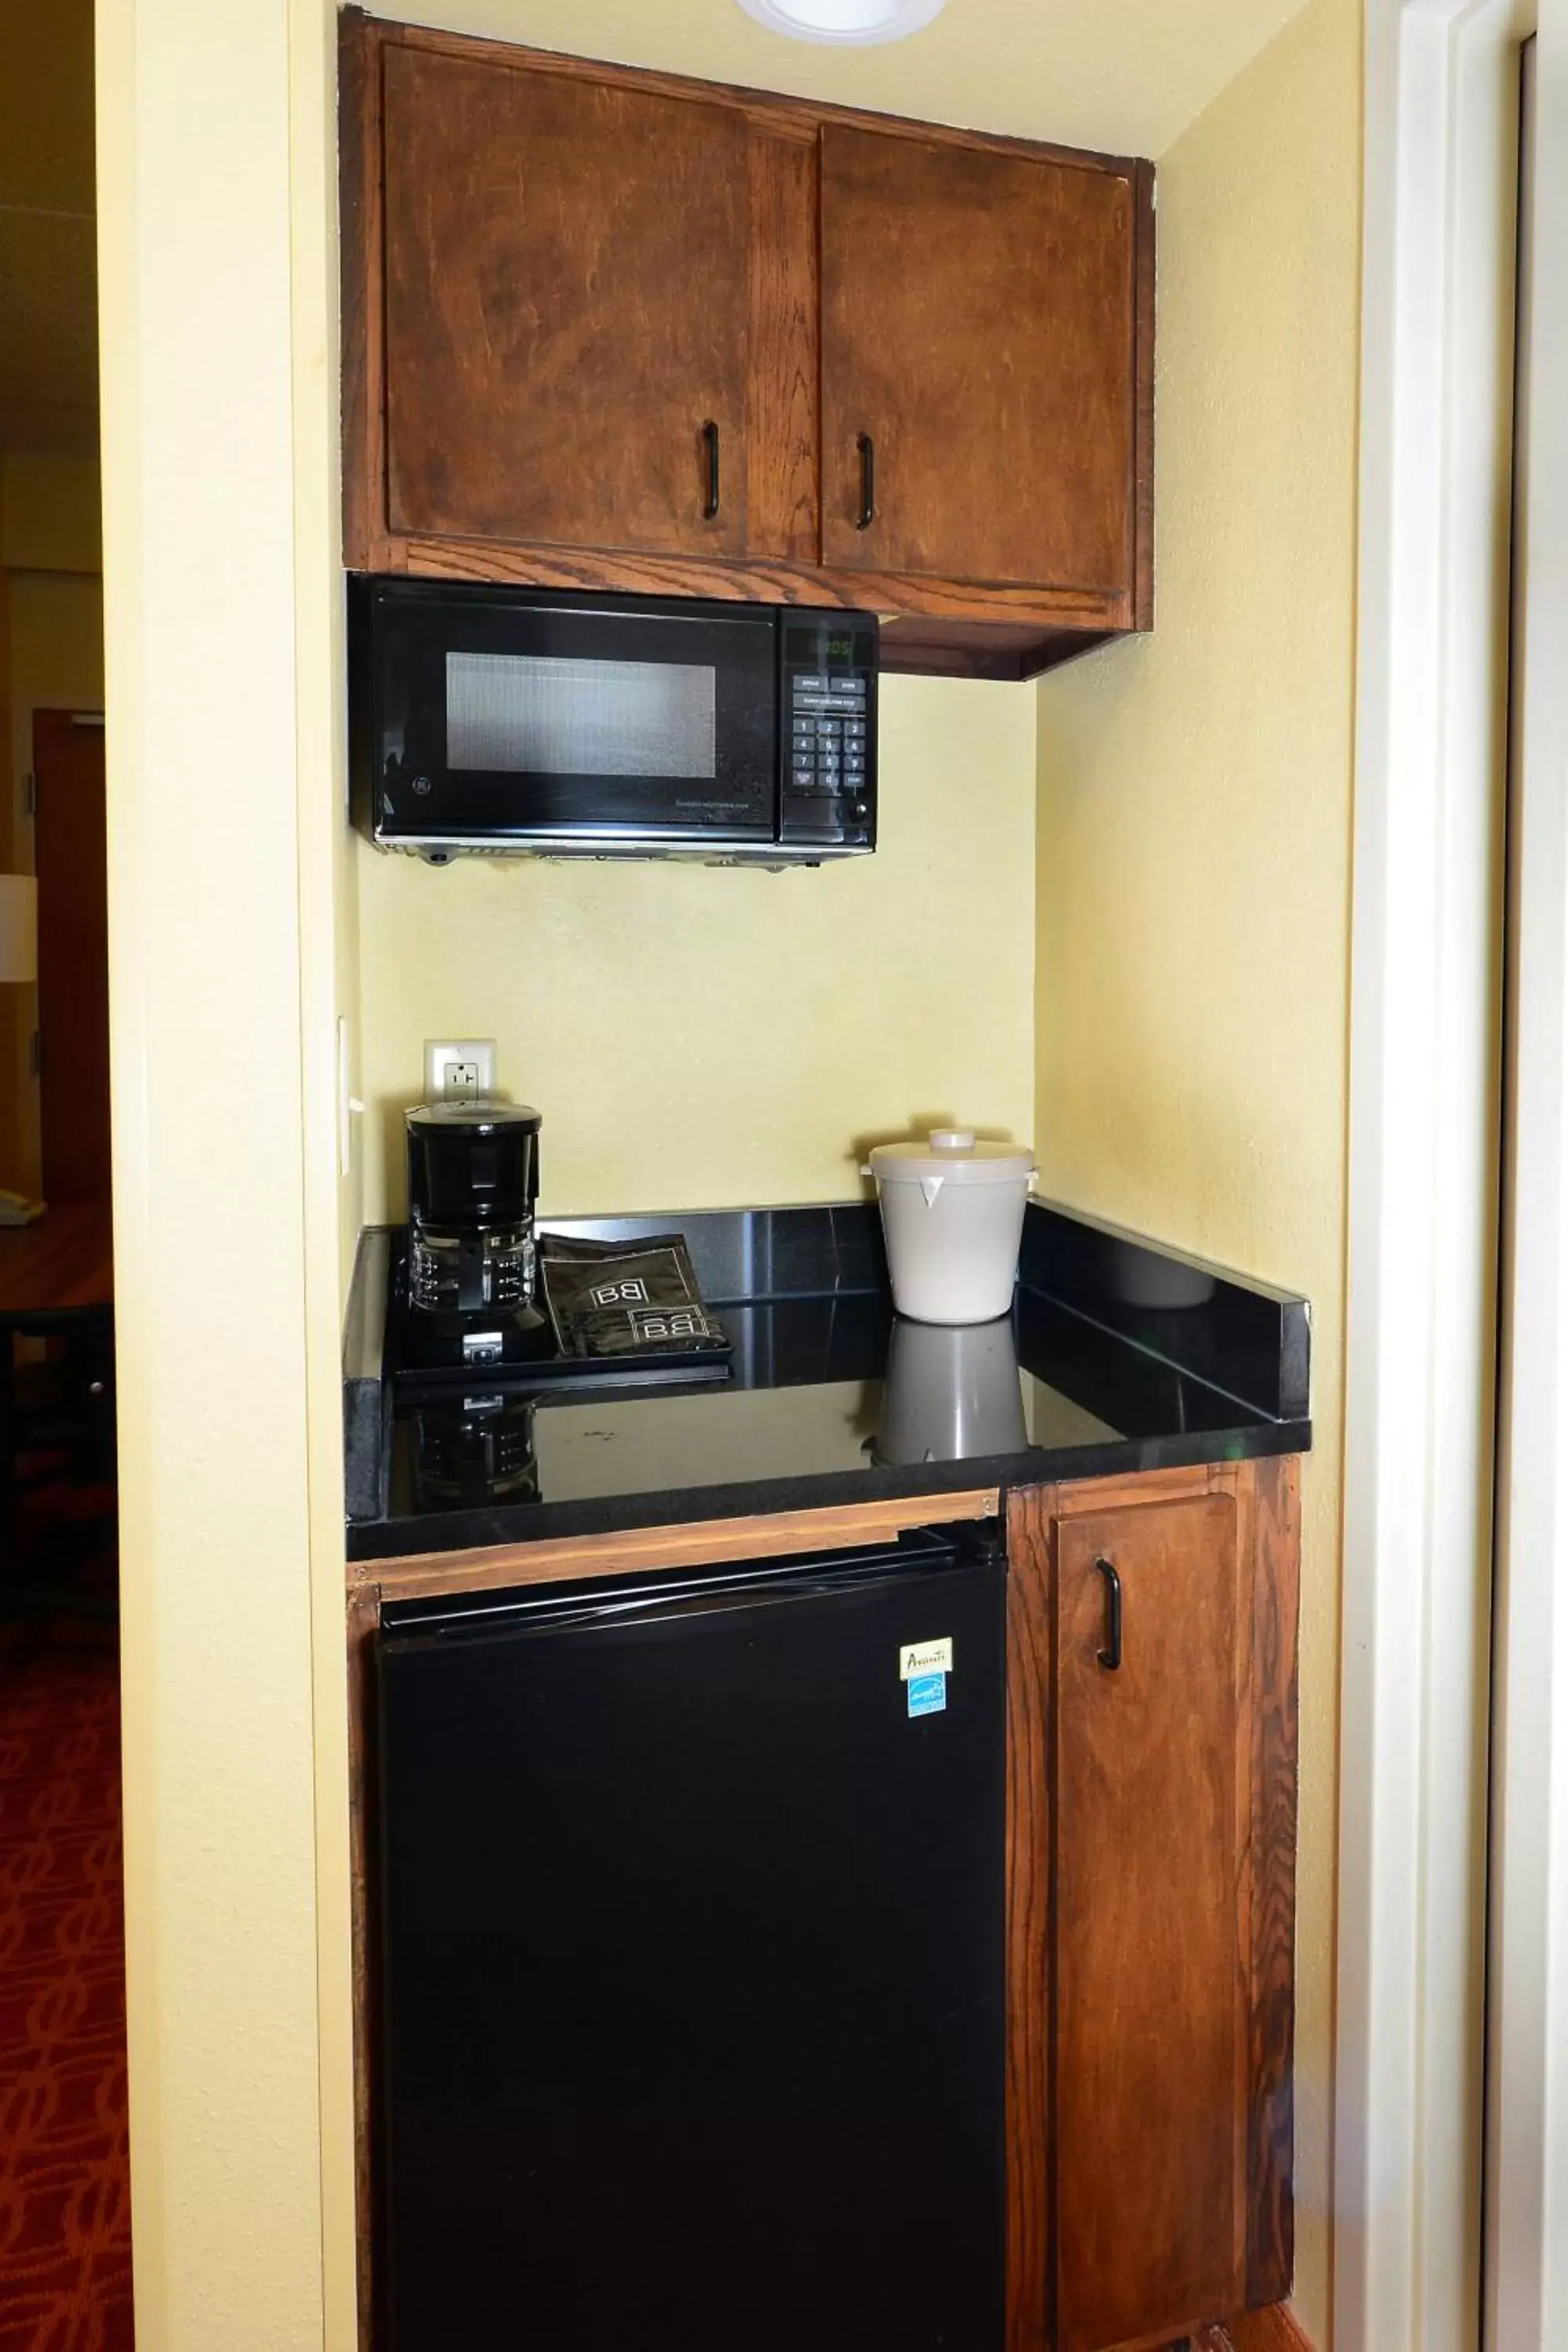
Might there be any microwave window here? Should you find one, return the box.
[445,652,717,779]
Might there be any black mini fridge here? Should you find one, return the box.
[376,1523,1007,2352]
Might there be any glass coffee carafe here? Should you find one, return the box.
[401,1099,554,1368]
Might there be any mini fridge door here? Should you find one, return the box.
[376,1531,1007,2352]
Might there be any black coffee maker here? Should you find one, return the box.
[401,1099,554,1368]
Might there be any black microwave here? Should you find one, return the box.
[350,580,878,866]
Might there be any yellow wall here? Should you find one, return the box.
[8,573,103,710]
[291,1,365,2339]
[358,677,1037,1221]
[96,0,349,2343]
[2,450,103,572]
[1035,0,1362,2337]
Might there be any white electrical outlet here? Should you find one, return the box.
[424,1038,497,1102]
[339,1016,365,1178]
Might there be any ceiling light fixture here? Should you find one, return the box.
[735,0,946,45]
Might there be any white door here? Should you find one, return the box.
[1339,7,1563,2349]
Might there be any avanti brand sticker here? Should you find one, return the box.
[899,1637,953,1681]
[907,1671,947,1719]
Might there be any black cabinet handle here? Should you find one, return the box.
[702,420,720,521]
[1094,1558,1123,1672]
[856,432,876,530]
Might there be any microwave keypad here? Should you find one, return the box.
[789,673,869,802]
[780,627,874,850]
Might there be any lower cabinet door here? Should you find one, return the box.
[1054,1493,1250,2352]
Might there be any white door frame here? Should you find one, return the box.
[1338,2,1537,2347]
[1485,8,1568,2344]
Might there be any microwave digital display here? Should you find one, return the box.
[445,652,717,781]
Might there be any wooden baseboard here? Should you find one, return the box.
[1197,2305,1316,2352]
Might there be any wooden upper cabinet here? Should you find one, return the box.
[341,12,1155,677]
[820,127,1136,594]
[381,47,752,557]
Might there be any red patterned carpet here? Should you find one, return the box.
[0,1606,133,2350]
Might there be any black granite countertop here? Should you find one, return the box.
[343,1199,1311,1561]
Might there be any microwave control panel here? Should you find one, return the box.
[779,615,877,855]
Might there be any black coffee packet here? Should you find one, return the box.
[540,1233,730,1360]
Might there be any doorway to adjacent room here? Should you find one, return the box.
[0,0,129,2343]
[31,706,110,1205]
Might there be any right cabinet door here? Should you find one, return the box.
[819,125,1137,593]
[1053,1492,1250,2352]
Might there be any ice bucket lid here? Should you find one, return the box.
[867,1129,1035,1185]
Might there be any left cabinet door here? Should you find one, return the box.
[380,46,752,557]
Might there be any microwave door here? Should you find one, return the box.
[379,595,779,849]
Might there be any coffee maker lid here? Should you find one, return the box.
[405,1098,543,1135]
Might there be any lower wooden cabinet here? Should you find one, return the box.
[349,1467,1298,2351]
[1006,1460,1300,2352]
